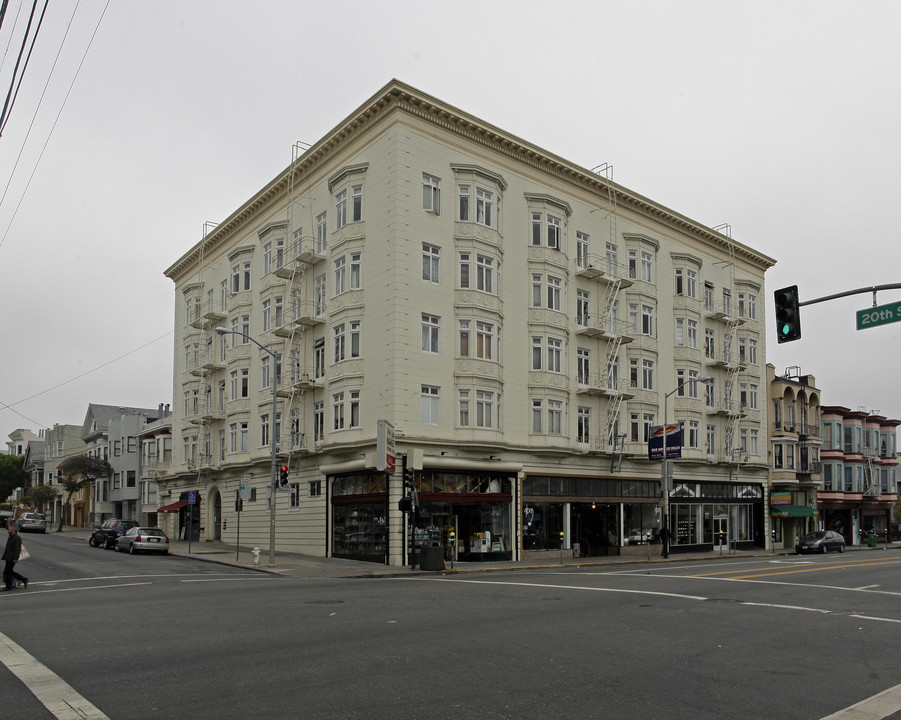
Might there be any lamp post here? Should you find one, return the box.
[215,326,279,567]
[661,375,713,559]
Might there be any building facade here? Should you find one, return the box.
[163,80,775,565]
[43,423,87,524]
[81,404,164,525]
[767,366,822,551]
[819,405,899,543]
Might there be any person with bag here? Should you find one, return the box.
[2,521,28,591]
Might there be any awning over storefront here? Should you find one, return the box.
[771,505,818,518]
[157,500,189,514]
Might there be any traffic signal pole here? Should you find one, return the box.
[775,283,901,343]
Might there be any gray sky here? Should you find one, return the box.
[2,0,900,437]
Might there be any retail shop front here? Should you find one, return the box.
[331,471,388,563]
[522,475,662,557]
[411,468,515,562]
[669,480,764,552]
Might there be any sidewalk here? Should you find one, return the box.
[50,526,901,580]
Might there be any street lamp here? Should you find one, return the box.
[661,375,713,559]
[215,326,279,567]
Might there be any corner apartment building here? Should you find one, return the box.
[163,79,775,565]
[819,405,898,542]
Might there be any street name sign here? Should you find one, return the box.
[857,302,901,331]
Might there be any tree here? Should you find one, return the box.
[0,453,28,504]
[56,454,111,532]
[23,484,58,515]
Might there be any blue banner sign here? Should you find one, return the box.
[648,423,682,461]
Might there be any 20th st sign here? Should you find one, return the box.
[857,301,901,331]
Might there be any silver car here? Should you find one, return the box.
[16,512,48,533]
[115,526,170,555]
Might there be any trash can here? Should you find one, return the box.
[868,533,878,548]
[419,542,445,571]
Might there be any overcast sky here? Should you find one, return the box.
[2,0,900,439]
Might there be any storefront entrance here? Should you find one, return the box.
[713,516,728,548]
[570,503,620,557]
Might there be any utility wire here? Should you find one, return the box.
[0,1,79,209]
[0,0,109,250]
[0,329,173,428]
[0,0,43,135]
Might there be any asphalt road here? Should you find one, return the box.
[3,533,901,720]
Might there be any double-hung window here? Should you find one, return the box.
[421,385,440,425]
[334,257,346,295]
[333,324,346,363]
[547,337,562,373]
[476,322,493,359]
[423,174,440,214]
[349,252,362,290]
[351,185,362,222]
[422,243,440,283]
[476,255,493,293]
[335,190,347,229]
[476,390,494,428]
[422,314,440,353]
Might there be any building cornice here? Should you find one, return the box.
[164,79,776,284]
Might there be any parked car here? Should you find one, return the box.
[0,509,15,528]
[89,519,140,549]
[16,512,48,533]
[795,530,845,554]
[115,526,170,555]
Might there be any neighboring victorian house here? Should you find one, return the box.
[819,405,899,544]
[82,404,165,525]
[43,424,87,526]
[767,365,821,551]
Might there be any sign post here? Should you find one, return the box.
[187,490,197,555]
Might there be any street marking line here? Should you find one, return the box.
[820,681,901,719]
[180,578,272,583]
[417,577,710,601]
[409,577,901,625]
[689,558,901,580]
[741,602,831,614]
[849,615,901,625]
[0,630,109,719]
[0,582,151,598]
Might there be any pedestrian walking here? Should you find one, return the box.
[2,521,28,591]
[660,525,670,559]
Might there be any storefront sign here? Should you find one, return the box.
[770,491,792,506]
[376,420,396,472]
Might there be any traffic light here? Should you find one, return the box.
[398,496,413,513]
[279,465,289,485]
[403,465,415,489]
[774,285,801,343]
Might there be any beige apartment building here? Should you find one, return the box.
[163,80,775,566]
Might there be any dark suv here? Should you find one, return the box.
[89,519,140,549]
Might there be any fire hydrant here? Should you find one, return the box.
[251,547,261,565]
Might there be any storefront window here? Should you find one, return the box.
[415,501,511,560]
[523,503,563,550]
[333,502,387,560]
[623,503,661,545]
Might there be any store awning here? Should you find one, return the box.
[157,500,189,514]
[771,505,818,518]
